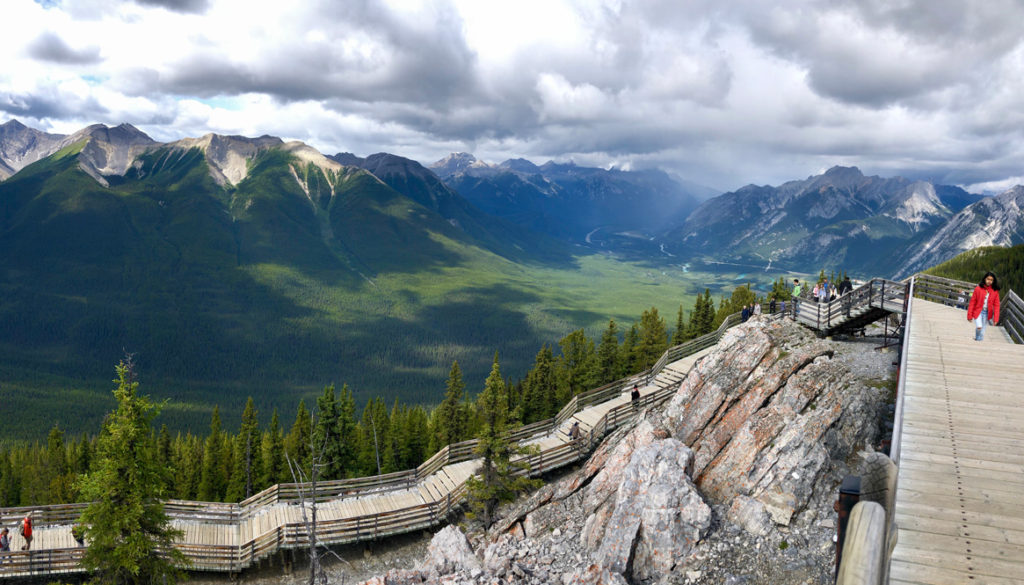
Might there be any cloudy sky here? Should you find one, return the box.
[4,0,1024,193]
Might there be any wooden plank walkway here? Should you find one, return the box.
[1,344,717,578]
[890,299,1024,585]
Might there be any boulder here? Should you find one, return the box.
[416,525,482,577]
[587,438,711,581]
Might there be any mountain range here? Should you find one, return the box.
[659,165,1024,276]
[0,119,713,438]
[2,117,1023,438]
[430,152,712,251]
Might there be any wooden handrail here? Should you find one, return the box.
[17,274,954,578]
[0,310,743,578]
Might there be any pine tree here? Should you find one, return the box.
[336,384,358,477]
[619,323,640,377]
[636,307,668,369]
[521,345,558,423]
[466,354,540,528]
[313,385,343,480]
[46,425,75,504]
[357,398,389,476]
[261,408,286,487]
[435,361,468,449]
[227,397,262,501]
[404,406,430,468]
[73,434,92,476]
[696,289,716,335]
[596,319,620,384]
[557,329,598,403]
[77,359,187,584]
[673,304,689,344]
[285,400,312,477]
[156,425,173,493]
[0,449,18,507]
[198,406,226,501]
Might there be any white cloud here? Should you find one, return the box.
[2,0,1024,192]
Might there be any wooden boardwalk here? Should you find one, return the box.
[0,340,721,578]
[890,299,1024,585]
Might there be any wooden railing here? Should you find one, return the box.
[0,310,747,578]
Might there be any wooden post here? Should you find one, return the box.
[834,475,861,577]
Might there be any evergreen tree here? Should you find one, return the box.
[557,329,598,403]
[227,397,262,501]
[596,319,620,384]
[694,289,716,335]
[335,384,358,478]
[619,323,640,377]
[673,304,690,344]
[46,425,75,503]
[313,386,343,480]
[156,424,173,493]
[466,354,540,528]
[73,434,93,476]
[77,359,187,584]
[521,345,558,423]
[357,398,389,476]
[0,449,18,507]
[285,400,312,478]
[261,408,286,487]
[404,406,430,469]
[434,361,468,450]
[635,307,668,369]
[198,406,226,502]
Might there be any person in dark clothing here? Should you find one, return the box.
[630,384,641,411]
[741,305,750,322]
[838,276,853,296]
[769,296,777,314]
[838,276,854,314]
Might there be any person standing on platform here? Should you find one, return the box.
[0,527,10,558]
[967,272,1001,341]
[19,514,32,551]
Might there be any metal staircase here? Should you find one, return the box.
[792,279,908,336]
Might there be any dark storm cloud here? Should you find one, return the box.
[0,90,109,120]
[27,31,102,65]
[134,0,209,14]
[133,0,479,110]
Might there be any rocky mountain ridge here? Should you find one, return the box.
[430,152,707,246]
[659,165,1003,276]
[3,119,1022,278]
[896,185,1024,277]
[352,316,892,585]
[0,119,67,179]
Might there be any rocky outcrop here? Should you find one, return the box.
[355,315,890,585]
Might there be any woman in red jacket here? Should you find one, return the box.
[967,271,1000,341]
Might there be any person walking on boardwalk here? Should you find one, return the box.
[630,384,641,411]
[0,527,10,558]
[19,514,32,550]
[967,271,1001,341]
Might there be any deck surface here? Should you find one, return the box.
[0,344,716,577]
[890,299,1024,585]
